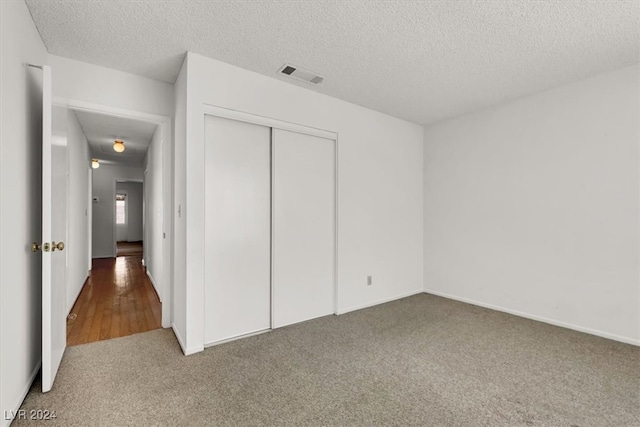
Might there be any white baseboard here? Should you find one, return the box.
[171,324,202,356]
[91,254,114,259]
[146,270,161,303]
[424,289,640,347]
[67,274,89,316]
[204,329,270,348]
[337,289,424,315]
[2,362,41,427]
[146,271,170,328]
[171,324,187,354]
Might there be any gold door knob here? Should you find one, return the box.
[52,241,65,251]
[31,242,42,252]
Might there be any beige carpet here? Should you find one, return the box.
[15,294,640,426]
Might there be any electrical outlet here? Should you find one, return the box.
[367,275,373,286]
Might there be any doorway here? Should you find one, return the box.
[51,102,171,346]
[115,181,144,257]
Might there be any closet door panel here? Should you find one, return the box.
[204,115,271,344]
[272,129,335,328]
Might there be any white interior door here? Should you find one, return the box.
[272,129,335,328]
[41,65,68,392]
[204,115,271,344]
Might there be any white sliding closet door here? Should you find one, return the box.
[204,115,271,344]
[272,129,335,328]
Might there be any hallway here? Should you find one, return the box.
[66,256,162,346]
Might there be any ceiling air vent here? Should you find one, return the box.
[278,64,324,85]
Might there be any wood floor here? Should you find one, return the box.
[116,241,143,257]
[66,255,162,346]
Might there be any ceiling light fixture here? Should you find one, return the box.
[91,159,100,169]
[113,139,125,153]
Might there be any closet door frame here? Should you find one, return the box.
[202,104,339,325]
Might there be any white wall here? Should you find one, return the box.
[115,181,144,242]
[50,55,174,118]
[66,110,91,312]
[0,2,48,426]
[423,65,640,345]
[92,165,144,258]
[144,126,164,299]
[174,52,424,354]
[172,58,188,351]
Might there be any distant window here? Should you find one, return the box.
[116,193,126,225]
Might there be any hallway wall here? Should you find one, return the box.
[51,106,92,313]
[65,110,92,313]
[144,126,164,299]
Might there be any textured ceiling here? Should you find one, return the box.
[73,110,157,167]
[27,1,639,125]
